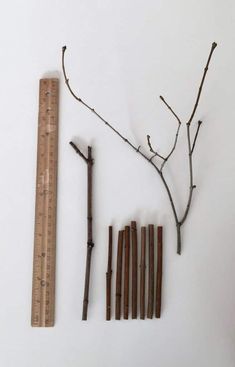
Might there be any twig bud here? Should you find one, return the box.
[212,42,217,49]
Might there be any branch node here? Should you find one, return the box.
[87,241,94,248]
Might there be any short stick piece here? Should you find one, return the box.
[140,227,146,320]
[124,226,130,319]
[155,226,163,318]
[147,224,154,319]
[106,226,113,320]
[115,230,124,320]
[131,221,138,319]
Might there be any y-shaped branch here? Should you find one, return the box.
[62,47,179,229]
[180,42,217,229]
[70,141,94,320]
[63,43,217,254]
[147,96,181,170]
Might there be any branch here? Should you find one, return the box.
[158,96,182,171]
[191,120,202,154]
[62,43,217,255]
[62,45,179,226]
[180,123,196,226]
[187,42,217,125]
[69,141,88,163]
[147,135,166,160]
[160,122,181,171]
[160,95,182,124]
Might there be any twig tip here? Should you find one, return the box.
[212,42,217,49]
[62,45,67,52]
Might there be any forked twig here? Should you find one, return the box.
[70,141,94,320]
[62,43,217,254]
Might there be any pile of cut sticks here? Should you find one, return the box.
[106,221,163,320]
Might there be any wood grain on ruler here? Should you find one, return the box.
[31,78,59,327]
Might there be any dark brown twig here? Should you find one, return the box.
[70,142,94,320]
[124,226,130,319]
[159,95,182,125]
[147,135,166,161]
[155,226,163,318]
[106,226,112,320]
[140,226,146,320]
[63,44,217,255]
[187,42,217,125]
[131,221,138,319]
[115,230,124,320]
[147,224,154,319]
[191,120,202,154]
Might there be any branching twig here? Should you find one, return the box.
[70,141,94,320]
[62,43,217,255]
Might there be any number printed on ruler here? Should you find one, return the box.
[31,78,59,327]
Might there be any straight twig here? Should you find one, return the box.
[124,226,130,319]
[115,230,124,320]
[155,226,163,318]
[106,226,112,320]
[140,226,146,320]
[131,221,138,319]
[147,224,154,319]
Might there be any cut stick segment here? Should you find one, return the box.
[131,221,138,319]
[115,230,124,320]
[140,226,146,320]
[124,226,130,319]
[156,226,163,318]
[106,226,113,320]
[147,224,154,319]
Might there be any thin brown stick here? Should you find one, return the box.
[147,224,154,319]
[124,226,130,319]
[147,135,166,161]
[191,120,202,154]
[140,227,146,320]
[106,226,112,321]
[160,95,182,124]
[115,230,124,320]
[70,142,94,321]
[155,226,163,318]
[187,42,217,125]
[131,221,138,319]
[82,146,94,320]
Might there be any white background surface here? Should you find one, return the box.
[0,0,235,366]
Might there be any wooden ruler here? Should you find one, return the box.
[31,78,59,327]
